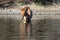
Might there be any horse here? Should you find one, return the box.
[20,6,32,23]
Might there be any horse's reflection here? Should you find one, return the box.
[20,21,32,40]
[25,21,32,36]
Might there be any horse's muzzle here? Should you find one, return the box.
[22,16,31,23]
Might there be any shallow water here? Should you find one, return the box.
[0,18,60,40]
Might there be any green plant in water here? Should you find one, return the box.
[19,2,24,6]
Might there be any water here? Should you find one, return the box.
[0,18,60,40]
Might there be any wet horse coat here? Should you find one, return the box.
[21,6,32,23]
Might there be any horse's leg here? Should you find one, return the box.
[23,16,27,23]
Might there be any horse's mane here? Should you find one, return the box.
[21,6,31,16]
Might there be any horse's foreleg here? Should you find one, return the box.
[23,16,27,23]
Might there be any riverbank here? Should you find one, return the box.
[0,2,60,12]
[8,3,60,12]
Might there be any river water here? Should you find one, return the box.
[0,17,60,40]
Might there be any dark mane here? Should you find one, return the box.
[24,7,29,16]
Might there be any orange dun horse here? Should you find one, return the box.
[20,6,32,23]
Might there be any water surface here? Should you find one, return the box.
[0,18,60,40]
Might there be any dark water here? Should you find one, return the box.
[0,18,60,40]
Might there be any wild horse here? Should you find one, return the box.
[20,6,33,23]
